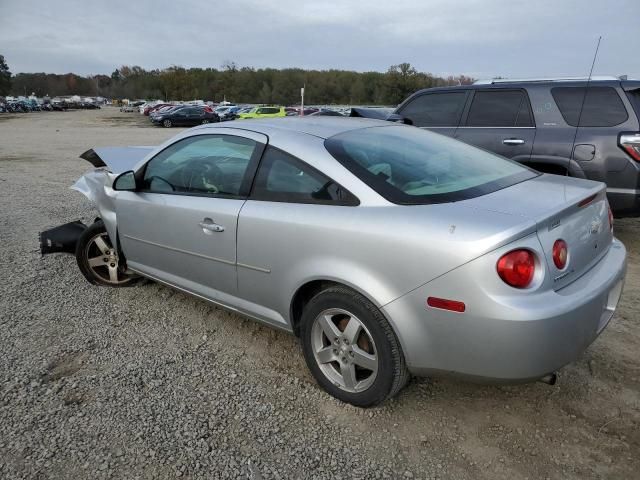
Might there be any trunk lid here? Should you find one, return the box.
[464,174,612,289]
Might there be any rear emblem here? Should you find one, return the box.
[590,219,602,235]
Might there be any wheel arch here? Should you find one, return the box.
[289,278,395,339]
[522,155,587,178]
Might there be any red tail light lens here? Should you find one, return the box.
[608,204,614,232]
[497,249,535,288]
[620,134,640,161]
[552,239,568,269]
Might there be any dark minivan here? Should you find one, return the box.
[393,77,640,216]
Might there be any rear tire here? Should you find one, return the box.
[163,119,172,128]
[75,221,140,287]
[300,286,410,407]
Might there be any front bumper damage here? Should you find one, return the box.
[39,220,87,255]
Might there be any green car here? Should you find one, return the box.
[237,105,286,119]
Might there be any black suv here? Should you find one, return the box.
[393,77,640,216]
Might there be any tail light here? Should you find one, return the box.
[552,239,568,269]
[608,204,614,232]
[497,249,535,288]
[619,133,640,161]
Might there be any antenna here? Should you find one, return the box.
[570,36,602,175]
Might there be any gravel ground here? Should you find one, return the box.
[0,108,639,479]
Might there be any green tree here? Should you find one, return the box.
[383,62,420,105]
[0,55,11,96]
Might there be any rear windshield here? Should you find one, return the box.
[324,126,537,205]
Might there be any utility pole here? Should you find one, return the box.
[300,85,305,116]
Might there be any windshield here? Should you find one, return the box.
[324,125,537,204]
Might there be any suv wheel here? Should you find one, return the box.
[300,286,410,407]
[163,119,172,128]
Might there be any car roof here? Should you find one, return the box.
[197,117,393,139]
[409,78,628,96]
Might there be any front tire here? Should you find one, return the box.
[201,119,210,124]
[75,221,139,287]
[300,286,410,407]
[163,119,172,128]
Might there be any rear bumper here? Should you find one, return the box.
[383,238,627,382]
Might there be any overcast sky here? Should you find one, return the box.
[1,0,638,79]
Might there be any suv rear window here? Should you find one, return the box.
[398,92,467,127]
[551,86,628,127]
[325,125,537,205]
[466,90,534,127]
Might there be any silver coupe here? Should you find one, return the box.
[40,118,627,406]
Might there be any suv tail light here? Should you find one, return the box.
[552,239,568,269]
[497,249,535,288]
[619,133,640,161]
[608,204,614,232]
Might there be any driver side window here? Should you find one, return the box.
[141,135,258,197]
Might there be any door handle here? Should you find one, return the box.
[503,138,525,145]
[198,221,225,233]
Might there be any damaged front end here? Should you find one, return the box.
[39,145,154,257]
[39,220,87,255]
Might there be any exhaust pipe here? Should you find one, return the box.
[538,373,558,385]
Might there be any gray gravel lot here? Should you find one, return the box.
[0,108,639,479]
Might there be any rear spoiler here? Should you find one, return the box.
[79,146,155,173]
[349,107,413,125]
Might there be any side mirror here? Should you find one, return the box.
[386,114,413,125]
[113,170,137,191]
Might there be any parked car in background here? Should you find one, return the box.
[218,105,244,121]
[150,105,219,127]
[150,105,181,119]
[41,118,626,407]
[214,105,236,117]
[120,104,139,112]
[144,103,172,116]
[388,77,640,217]
[237,105,286,119]
[310,109,344,116]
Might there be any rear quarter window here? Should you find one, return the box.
[551,86,628,127]
[626,89,640,118]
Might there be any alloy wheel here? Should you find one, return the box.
[84,233,130,285]
[311,308,378,393]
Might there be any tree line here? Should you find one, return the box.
[3,58,474,105]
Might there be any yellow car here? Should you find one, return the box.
[237,105,286,119]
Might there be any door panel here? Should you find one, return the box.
[455,89,535,161]
[115,131,267,299]
[118,193,243,295]
[455,127,535,161]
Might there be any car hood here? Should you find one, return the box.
[79,146,155,174]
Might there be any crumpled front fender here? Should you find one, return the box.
[71,169,120,250]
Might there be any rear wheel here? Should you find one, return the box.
[75,221,139,287]
[201,119,210,124]
[163,119,172,128]
[300,286,410,407]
